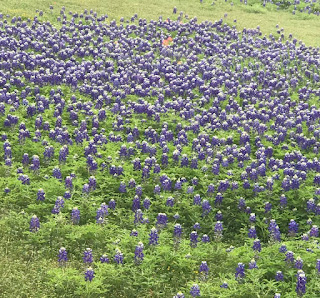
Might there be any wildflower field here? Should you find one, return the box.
[1,1,320,297]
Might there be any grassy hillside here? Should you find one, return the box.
[0,0,320,46]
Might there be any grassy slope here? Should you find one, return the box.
[0,0,319,46]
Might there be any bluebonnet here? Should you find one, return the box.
[252,239,261,252]
[214,221,223,240]
[201,234,210,243]
[29,215,40,232]
[134,242,144,265]
[275,271,284,281]
[289,219,299,236]
[100,254,110,263]
[295,257,304,269]
[156,213,168,229]
[296,270,306,296]
[58,247,68,264]
[190,231,199,248]
[84,267,95,282]
[71,207,80,224]
[114,249,124,265]
[83,248,93,264]
[190,284,200,297]
[149,227,159,246]
[235,263,245,281]
[37,189,45,201]
[248,259,258,269]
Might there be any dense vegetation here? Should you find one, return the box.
[0,4,320,298]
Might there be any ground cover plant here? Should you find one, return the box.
[0,3,320,298]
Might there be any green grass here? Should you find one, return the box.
[0,0,320,46]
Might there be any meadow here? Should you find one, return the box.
[0,1,320,297]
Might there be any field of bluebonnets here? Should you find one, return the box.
[1,1,320,297]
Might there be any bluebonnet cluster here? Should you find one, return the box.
[1,7,320,295]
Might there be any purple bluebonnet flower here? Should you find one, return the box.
[295,257,304,269]
[29,215,40,232]
[306,199,315,212]
[52,166,62,180]
[220,282,228,288]
[252,239,261,252]
[301,233,309,241]
[265,202,272,213]
[274,294,281,298]
[132,195,141,212]
[285,251,294,264]
[119,181,127,193]
[202,234,210,243]
[154,185,161,195]
[109,199,116,210]
[64,191,71,199]
[82,183,90,195]
[143,198,151,210]
[156,213,168,229]
[173,292,184,298]
[202,199,212,216]
[190,284,200,297]
[279,245,287,253]
[248,259,258,269]
[249,213,256,223]
[238,198,246,211]
[190,231,199,248]
[58,247,68,264]
[100,254,110,263]
[207,183,215,195]
[235,263,245,281]
[275,271,284,281]
[134,242,144,265]
[114,249,124,265]
[134,209,144,224]
[269,219,281,242]
[130,229,138,237]
[135,185,143,197]
[280,194,287,208]
[289,219,299,236]
[214,221,223,240]
[166,197,174,207]
[83,248,93,264]
[310,225,319,237]
[174,224,183,238]
[193,194,201,205]
[187,186,194,194]
[296,270,306,296]
[316,259,320,274]
[215,193,223,206]
[149,227,159,245]
[65,176,73,189]
[193,222,201,230]
[71,207,80,224]
[37,189,45,201]
[84,267,94,282]
[248,226,257,238]
[199,261,209,279]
